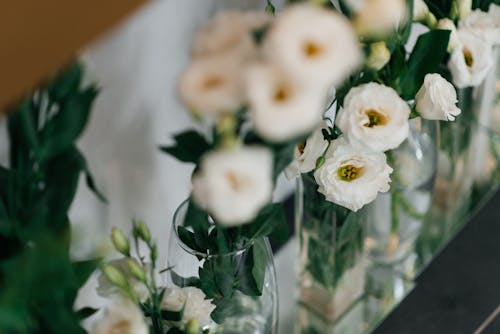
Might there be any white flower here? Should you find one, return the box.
[178,56,243,118]
[244,62,324,142]
[91,302,148,334]
[161,287,216,329]
[191,11,271,61]
[352,0,408,37]
[366,41,391,70]
[415,73,461,121]
[457,0,472,19]
[336,83,410,153]
[448,29,494,88]
[97,258,149,301]
[263,4,361,89]
[413,0,429,22]
[284,126,329,179]
[459,5,500,45]
[192,146,273,226]
[437,18,460,52]
[313,137,393,211]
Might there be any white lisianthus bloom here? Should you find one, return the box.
[459,5,500,45]
[448,29,494,88]
[161,287,216,329]
[457,0,472,19]
[178,57,243,118]
[263,4,361,89]
[96,258,149,301]
[192,146,273,226]
[336,83,410,153]
[314,137,393,211]
[191,11,271,61]
[284,126,329,179]
[352,0,408,37]
[437,18,460,52]
[244,62,324,142]
[415,73,461,121]
[91,302,148,334]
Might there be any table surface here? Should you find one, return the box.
[275,190,500,334]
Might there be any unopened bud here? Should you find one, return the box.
[136,221,151,243]
[111,227,130,256]
[437,18,460,52]
[315,156,326,169]
[413,0,429,22]
[151,244,158,264]
[102,264,128,289]
[366,41,390,71]
[457,0,472,19]
[127,259,146,283]
[186,319,200,334]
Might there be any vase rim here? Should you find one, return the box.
[172,199,254,259]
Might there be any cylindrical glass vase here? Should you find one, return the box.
[365,119,438,265]
[296,173,366,323]
[166,200,278,334]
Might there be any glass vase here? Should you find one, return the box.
[364,119,438,266]
[166,200,278,334]
[296,173,366,323]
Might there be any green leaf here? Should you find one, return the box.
[47,63,83,101]
[251,238,267,295]
[160,130,211,164]
[184,199,210,251]
[161,306,184,322]
[272,143,295,180]
[177,226,204,253]
[75,307,99,320]
[239,203,288,242]
[399,30,450,99]
[170,270,201,288]
[39,86,98,160]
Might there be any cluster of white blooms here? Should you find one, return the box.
[178,4,362,225]
[161,287,216,330]
[91,302,149,334]
[445,3,500,88]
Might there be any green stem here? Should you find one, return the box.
[391,192,399,235]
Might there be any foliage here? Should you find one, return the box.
[0,63,102,333]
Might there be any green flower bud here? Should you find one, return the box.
[151,243,158,264]
[366,41,390,71]
[136,221,151,243]
[315,156,326,169]
[111,227,130,256]
[102,264,128,289]
[186,319,200,334]
[127,259,147,283]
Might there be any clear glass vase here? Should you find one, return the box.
[296,174,366,323]
[365,119,438,266]
[166,200,278,334]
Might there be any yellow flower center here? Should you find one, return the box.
[364,109,388,127]
[303,41,323,58]
[273,86,290,103]
[203,76,223,90]
[225,170,241,191]
[463,48,474,67]
[110,320,131,334]
[337,164,363,181]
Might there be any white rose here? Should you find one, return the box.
[459,5,500,45]
[244,62,324,142]
[191,11,271,61]
[336,83,410,153]
[91,302,148,334]
[448,29,494,88]
[192,146,273,226]
[313,137,393,211]
[415,73,461,121]
[457,0,472,19]
[352,0,408,37]
[437,18,460,52]
[263,4,361,89]
[178,56,243,118]
[161,287,216,329]
[284,126,329,179]
[97,258,149,301]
